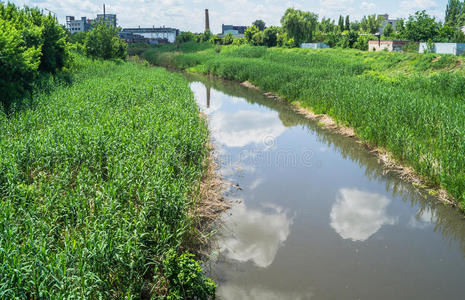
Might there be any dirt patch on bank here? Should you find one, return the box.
[244,81,456,207]
[183,138,230,256]
[241,81,260,90]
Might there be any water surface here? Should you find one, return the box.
[185,73,465,300]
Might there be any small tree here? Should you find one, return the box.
[252,31,265,46]
[263,26,279,47]
[85,20,127,60]
[404,10,440,42]
[345,15,350,31]
[223,32,234,45]
[383,23,394,37]
[338,15,345,31]
[245,25,259,43]
[281,8,318,47]
[253,19,266,31]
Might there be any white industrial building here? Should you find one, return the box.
[66,16,92,34]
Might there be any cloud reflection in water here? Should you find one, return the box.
[330,188,398,242]
[219,203,293,268]
[210,110,286,148]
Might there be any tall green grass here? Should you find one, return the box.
[0,55,215,298]
[143,45,465,209]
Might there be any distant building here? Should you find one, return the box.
[301,43,330,49]
[368,40,411,52]
[222,24,248,35]
[378,14,400,34]
[419,43,465,55]
[119,32,147,43]
[96,14,117,28]
[120,27,179,43]
[66,16,92,34]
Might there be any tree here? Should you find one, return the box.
[281,8,318,47]
[404,10,440,42]
[383,22,394,37]
[445,0,463,26]
[253,19,266,31]
[350,21,361,31]
[395,19,405,34]
[345,15,350,31]
[338,15,345,31]
[263,26,279,47]
[337,30,358,48]
[361,14,384,34]
[245,25,259,43]
[85,20,127,60]
[319,17,335,33]
[0,3,70,108]
[223,32,234,45]
[252,31,265,46]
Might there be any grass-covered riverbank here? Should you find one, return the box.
[138,44,465,210]
[0,55,220,298]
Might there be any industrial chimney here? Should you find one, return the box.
[205,9,210,32]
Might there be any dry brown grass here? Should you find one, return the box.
[183,139,230,257]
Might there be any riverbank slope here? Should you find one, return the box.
[137,44,465,210]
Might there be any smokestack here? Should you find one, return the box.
[103,4,106,19]
[205,9,210,32]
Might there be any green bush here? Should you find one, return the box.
[84,20,127,60]
[160,250,216,299]
[0,3,70,108]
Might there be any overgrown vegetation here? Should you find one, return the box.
[0,54,216,298]
[141,44,465,210]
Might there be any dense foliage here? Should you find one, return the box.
[0,3,70,108]
[0,55,215,298]
[142,45,465,210]
[84,20,127,60]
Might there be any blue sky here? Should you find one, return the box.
[7,0,449,33]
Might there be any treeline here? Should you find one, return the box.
[0,3,128,110]
[177,3,465,51]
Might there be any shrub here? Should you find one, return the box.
[160,250,216,299]
[84,20,127,60]
[0,3,70,108]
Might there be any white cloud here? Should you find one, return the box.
[398,0,442,19]
[360,1,376,10]
[330,188,398,242]
[219,202,293,268]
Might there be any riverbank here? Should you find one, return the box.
[138,44,465,211]
[0,55,224,298]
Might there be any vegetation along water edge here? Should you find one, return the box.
[134,42,465,211]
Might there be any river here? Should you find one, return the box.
[184,73,465,300]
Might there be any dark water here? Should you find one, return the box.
[185,73,465,300]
